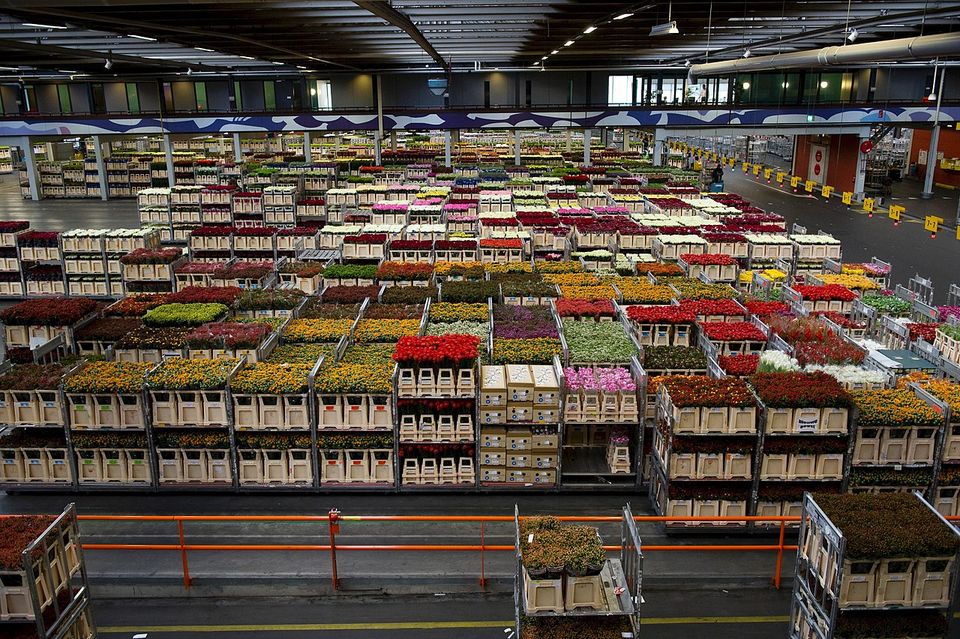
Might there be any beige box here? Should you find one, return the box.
[532,454,558,469]
[480,428,507,449]
[532,433,559,450]
[480,465,505,482]
[479,409,506,425]
[531,469,557,485]
[480,365,506,406]
[508,403,534,422]
[507,453,531,468]
[506,469,533,483]
[480,450,505,466]
[507,434,532,450]
[506,364,534,402]
[530,365,560,406]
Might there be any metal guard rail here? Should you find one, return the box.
[73,512,960,592]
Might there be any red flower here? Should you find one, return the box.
[626,305,696,324]
[719,354,759,376]
[392,334,481,368]
[750,372,852,408]
[434,240,477,250]
[390,239,433,251]
[680,253,737,266]
[744,300,791,317]
[700,321,767,342]
[679,299,745,317]
[166,286,242,305]
[794,284,856,302]
[555,298,615,319]
[907,322,940,342]
[343,234,388,245]
[479,238,523,249]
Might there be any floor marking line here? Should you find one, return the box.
[98,615,790,633]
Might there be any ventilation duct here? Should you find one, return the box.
[690,32,960,78]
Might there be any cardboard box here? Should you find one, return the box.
[508,403,534,422]
[507,434,532,450]
[480,428,507,449]
[532,433,559,450]
[479,409,506,425]
[532,454,558,469]
[480,466,505,482]
[530,364,560,406]
[507,453,531,468]
[480,365,506,406]
[481,450,505,466]
[506,469,533,483]
[531,469,557,485]
[506,364,533,402]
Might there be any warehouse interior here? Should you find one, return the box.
[0,1,958,638]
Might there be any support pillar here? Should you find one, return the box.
[18,137,39,201]
[854,131,870,199]
[514,130,521,166]
[233,133,242,163]
[390,131,397,152]
[374,136,382,166]
[565,129,572,152]
[653,129,667,167]
[622,129,630,153]
[583,129,591,167]
[444,130,452,167]
[334,135,341,154]
[600,128,608,148]
[303,131,312,164]
[163,134,175,187]
[922,126,941,199]
[92,135,108,201]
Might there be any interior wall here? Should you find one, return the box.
[910,127,960,188]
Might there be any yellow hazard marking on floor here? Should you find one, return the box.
[99,616,790,633]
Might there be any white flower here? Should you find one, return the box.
[758,350,801,372]
[805,364,886,385]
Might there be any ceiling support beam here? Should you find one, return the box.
[353,0,449,72]
[2,6,359,71]
[0,38,221,71]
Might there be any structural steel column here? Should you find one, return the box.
[163,134,175,187]
[622,129,630,152]
[18,137,39,201]
[922,126,941,199]
[374,136,382,165]
[444,130,452,167]
[653,129,667,167]
[233,133,242,163]
[514,130,521,166]
[854,131,870,199]
[583,129,592,167]
[92,135,108,201]
[565,129,572,152]
[303,131,312,164]
[390,131,397,152]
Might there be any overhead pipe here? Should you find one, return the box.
[690,32,960,78]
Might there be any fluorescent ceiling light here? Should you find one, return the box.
[820,81,829,88]
[58,69,77,73]
[551,49,559,54]
[613,13,634,20]
[743,49,752,58]
[541,55,548,60]
[583,25,597,34]
[649,21,679,36]
[195,47,214,52]
[23,22,67,30]
[297,65,308,69]
[847,28,858,42]
[238,55,255,60]
[563,40,575,47]
[127,34,156,41]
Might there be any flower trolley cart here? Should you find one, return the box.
[0,503,96,639]
[790,492,960,639]
[514,505,642,639]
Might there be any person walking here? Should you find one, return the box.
[711,163,724,186]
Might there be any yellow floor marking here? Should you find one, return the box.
[99,615,790,633]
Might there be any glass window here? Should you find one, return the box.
[91,83,106,113]
[125,82,140,113]
[56,85,72,112]
[637,76,653,105]
[263,81,276,111]
[195,82,207,112]
[607,75,633,106]
[23,85,37,113]
[233,81,242,110]
[310,79,332,110]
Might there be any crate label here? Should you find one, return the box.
[797,418,818,433]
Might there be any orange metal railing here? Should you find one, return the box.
[76,511,814,591]
[72,512,960,592]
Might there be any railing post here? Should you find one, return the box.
[177,519,192,589]
[328,508,340,591]
[773,518,786,590]
[479,522,486,588]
